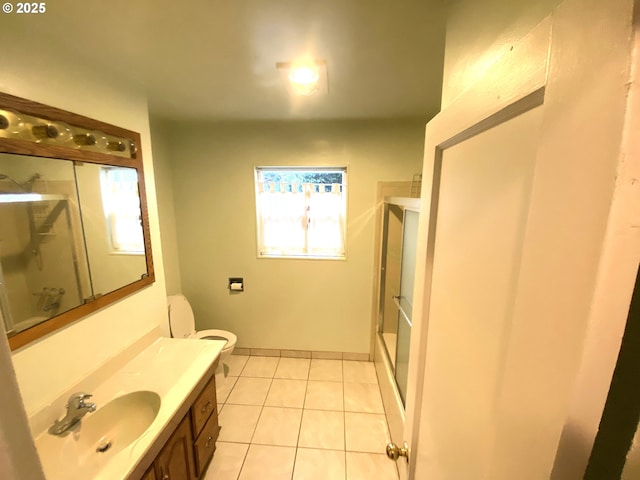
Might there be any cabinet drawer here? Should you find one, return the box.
[192,375,217,436]
[194,410,221,476]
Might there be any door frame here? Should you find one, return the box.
[403,0,639,477]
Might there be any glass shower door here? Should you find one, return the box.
[378,198,419,406]
[394,209,419,404]
[379,203,403,367]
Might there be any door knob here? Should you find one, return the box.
[386,441,409,462]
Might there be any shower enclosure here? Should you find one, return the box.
[378,196,420,405]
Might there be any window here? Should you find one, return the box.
[100,167,144,254]
[254,167,347,259]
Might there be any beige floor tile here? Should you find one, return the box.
[342,361,378,384]
[343,382,385,413]
[216,376,239,403]
[293,448,346,480]
[203,441,249,480]
[226,377,272,405]
[238,444,296,480]
[308,359,343,382]
[298,409,345,450]
[226,355,250,377]
[344,412,390,453]
[265,379,307,408]
[218,404,262,443]
[215,370,227,387]
[275,357,310,380]
[346,452,398,480]
[252,407,303,447]
[241,356,280,378]
[304,381,344,411]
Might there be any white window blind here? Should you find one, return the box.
[254,167,347,259]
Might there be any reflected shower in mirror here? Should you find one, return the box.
[0,155,91,335]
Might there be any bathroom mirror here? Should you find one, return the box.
[0,92,155,350]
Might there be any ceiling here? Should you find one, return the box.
[5,0,447,121]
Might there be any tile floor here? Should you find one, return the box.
[203,355,399,480]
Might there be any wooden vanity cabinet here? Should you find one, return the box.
[133,361,220,480]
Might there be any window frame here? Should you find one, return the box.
[253,165,349,260]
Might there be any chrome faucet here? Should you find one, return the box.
[48,392,97,436]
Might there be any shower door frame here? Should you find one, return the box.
[377,196,420,404]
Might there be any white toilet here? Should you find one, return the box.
[167,294,237,375]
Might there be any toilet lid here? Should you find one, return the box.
[167,294,196,339]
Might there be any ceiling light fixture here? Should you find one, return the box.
[276,60,328,96]
[288,66,319,86]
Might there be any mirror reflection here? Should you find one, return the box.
[75,163,147,295]
[0,154,147,336]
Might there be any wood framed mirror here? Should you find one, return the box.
[0,92,155,350]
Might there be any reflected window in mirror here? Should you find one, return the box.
[100,167,144,255]
[73,163,148,300]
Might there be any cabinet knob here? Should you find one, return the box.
[201,401,212,414]
[160,468,169,480]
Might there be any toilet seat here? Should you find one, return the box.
[193,329,237,353]
[167,295,236,353]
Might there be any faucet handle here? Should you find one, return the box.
[67,392,93,408]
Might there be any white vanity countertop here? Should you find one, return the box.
[32,336,225,480]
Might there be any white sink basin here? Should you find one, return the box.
[31,337,225,480]
[78,390,161,458]
[36,391,161,479]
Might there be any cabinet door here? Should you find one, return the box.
[155,414,196,480]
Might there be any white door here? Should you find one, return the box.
[387,0,638,478]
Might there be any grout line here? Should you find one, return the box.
[236,356,249,377]
[291,376,310,480]
[342,359,348,480]
[247,358,280,445]
[342,364,348,476]
[233,443,250,480]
